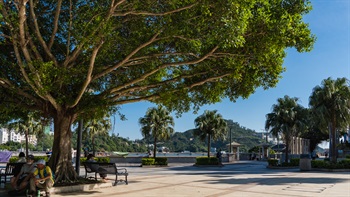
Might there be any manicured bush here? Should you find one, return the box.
[195,156,219,165]
[267,159,278,166]
[96,157,110,163]
[337,159,350,169]
[142,158,155,165]
[311,160,330,168]
[10,156,49,163]
[155,157,168,165]
[290,158,300,166]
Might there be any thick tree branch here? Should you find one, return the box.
[0,78,41,105]
[93,30,163,80]
[28,0,58,66]
[69,40,104,108]
[48,0,62,50]
[110,46,218,93]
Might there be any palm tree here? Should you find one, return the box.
[139,106,174,158]
[84,117,111,156]
[265,95,307,163]
[194,110,227,158]
[7,114,42,157]
[309,77,350,163]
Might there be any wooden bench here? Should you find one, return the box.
[0,162,25,183]
[83,162,128,186]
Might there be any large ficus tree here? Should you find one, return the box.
[0,0,314,183]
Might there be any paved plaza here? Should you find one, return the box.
[1,161,349,197]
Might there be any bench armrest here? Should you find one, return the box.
[116,168,128,173]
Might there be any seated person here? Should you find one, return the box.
[86,154,108,182]
[17,152,26,163]
[10,154,36,191]
[29,159,54,197]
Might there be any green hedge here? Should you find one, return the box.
[195,157,219,165]
[155,157,168,165]
[267,159,278,166]
[141,157,168,166]
[10,156,49,163]
[311,159,350,169]
[290,158,300,166]
[142,158,155,165]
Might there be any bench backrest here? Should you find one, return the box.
[4,162,25,176]
[83,162,116,173]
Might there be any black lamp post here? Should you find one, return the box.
[229,126,232,153]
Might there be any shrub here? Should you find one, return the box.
[142,158,155,165]
[345,155,350,159]
[195,157,219,165]
[290,158,300,166]
[267,159,278,166]
[311,160,330,168]
[337,159,350,169]
[155,157,168,165]
[10,156,49,163]
[96,157,110,163]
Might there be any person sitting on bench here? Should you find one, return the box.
[10,154,36,191]
[29,159,54,197]
[86,154,108,182]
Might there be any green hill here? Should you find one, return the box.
[161,121,264,153]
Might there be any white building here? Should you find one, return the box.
[0,128,37,145]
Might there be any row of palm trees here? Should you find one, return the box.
[139,106,228,158]
[265,77,350,163]
[139,77,350,164]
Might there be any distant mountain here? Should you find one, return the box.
[161,121,265,152]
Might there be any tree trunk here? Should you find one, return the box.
[330,122,337,163]
[49,111,78,183]
[207,134,211,158]
[25,129,29,158]
[285,141,289,163]
[92,136,96,156]
[153,137,157,158]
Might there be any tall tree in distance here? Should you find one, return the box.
[265,95,308,163]
[6,113,42,157]
[139,106,174,158]
[0,0,315,182]
[194,110,227,157]
[84,117,112,156]
[309,77,350,163]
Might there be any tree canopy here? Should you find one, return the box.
[0,0,315,183]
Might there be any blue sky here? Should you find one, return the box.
[113,0,350,140]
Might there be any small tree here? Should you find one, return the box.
[139,106,174,158]
[194,110,227,158]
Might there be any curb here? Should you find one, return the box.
[51,182,113,194]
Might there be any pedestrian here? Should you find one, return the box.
[28,159,54,197]
[17,152,26,163]
[216,149,222,164]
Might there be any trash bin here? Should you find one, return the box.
[299,154,311,171]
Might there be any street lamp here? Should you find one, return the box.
[229,127,232,153]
